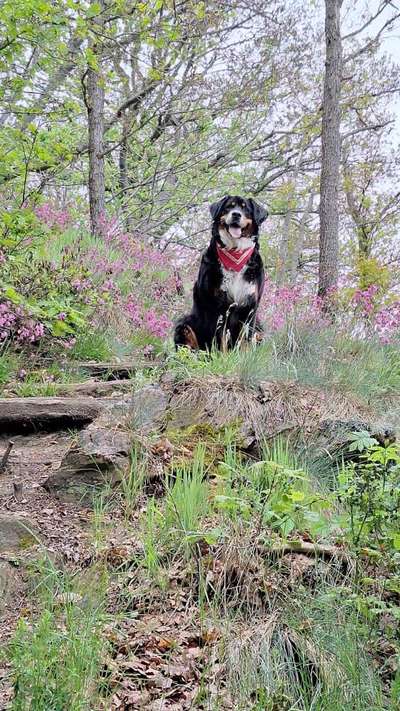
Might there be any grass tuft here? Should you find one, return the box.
[7,557,108,711]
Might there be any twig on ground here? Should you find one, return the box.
[0,440,14,474]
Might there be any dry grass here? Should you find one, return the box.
[167,375,373,445]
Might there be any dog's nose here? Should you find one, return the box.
[231,211,241,221]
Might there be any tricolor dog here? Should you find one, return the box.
[174,195,267,350]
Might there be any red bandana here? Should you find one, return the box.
[216,244,255,272]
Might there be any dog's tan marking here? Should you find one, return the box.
[183,325,199,350]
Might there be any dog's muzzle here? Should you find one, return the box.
[224,209,248,239]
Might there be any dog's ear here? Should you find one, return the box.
[248,198,268,226]
[210,196,228,221]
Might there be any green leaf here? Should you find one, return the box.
[184,528,222,546]
[393,533,400,551]
[347,430,378,452]
[3,286,22,303]
[148,67,162,82]
[86,2,101,17]
[289,490,305,502]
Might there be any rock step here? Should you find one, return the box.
[0,397,103,434]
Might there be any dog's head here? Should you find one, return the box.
[210,195,268,247]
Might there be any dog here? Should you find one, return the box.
[174,195,267,350]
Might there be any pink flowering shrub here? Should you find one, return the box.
[85,215,183,344]
[258,280,400,345]
[0,301,46,345]
[259,281,328,333]
[347,284,400,341]
[372,300,400,342]
[35,202,70,230]
[2,201,399,359]
[351,284,380,315]
[1,207,180,351]
[0,207,102,350]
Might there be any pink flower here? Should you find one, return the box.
[35,202,70,229]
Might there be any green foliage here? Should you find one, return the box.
[214,441,334,539]
[0,349,20,390]
[357,256,391,293]
[347,430,379,453]
[338,442,400,550]
[0,208,99,349]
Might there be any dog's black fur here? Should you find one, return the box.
[174,195,267,350]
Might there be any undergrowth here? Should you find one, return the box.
[220,589,385,710]
[3,355,399,709]
[6,557,109,711]
[168,328,400,401]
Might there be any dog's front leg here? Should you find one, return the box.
[226,297,258,348]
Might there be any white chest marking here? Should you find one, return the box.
[221,267,256,304]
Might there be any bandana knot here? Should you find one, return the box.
[216,244,255,272]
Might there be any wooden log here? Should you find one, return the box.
[68,359,162,379]
[54,379,135,397]
[0,397,103,434]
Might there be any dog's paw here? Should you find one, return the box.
[252,330,264,346]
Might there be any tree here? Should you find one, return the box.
[318,0,343,302]
[0,0,398,286]
[85,0,106,236]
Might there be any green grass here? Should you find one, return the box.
[68,330,113,362]
[7,557,108,711]
[13,380,60,397]
[10,363,82,396]
[219,589,385,710]
[140,497,165,579]
[164,444,211,555]
[0,349,20,392]
[120,446,146,518]
[169,327,400,401]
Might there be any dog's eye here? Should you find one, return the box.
[241,202,245,208]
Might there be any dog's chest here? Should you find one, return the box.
[220,267,256,304]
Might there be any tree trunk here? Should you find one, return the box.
[318,0,343,301]
[87,0,106,236]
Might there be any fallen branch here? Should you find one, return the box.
[261,540,349,560]
[69,359,162,378]
[52,379,135,397]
